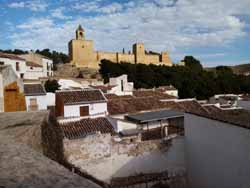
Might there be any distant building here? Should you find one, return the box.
[0,65,26,112]
[68,25,173,69]
[91,74,134,96]
[19,52,53,79]
[110,109,184,140]
[55,89,108,118]
[24,83,47,111]
[0,52,26,79]
[156,85,178,97]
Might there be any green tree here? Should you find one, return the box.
[44,79,60,93]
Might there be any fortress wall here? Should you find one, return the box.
[117,53,135,63]
[144,54,160,64]
[96,51,118,63]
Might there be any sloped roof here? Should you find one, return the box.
[187,104,250,129]
[26,61,43,67]
[126,109,184,124]
[133,90,176,99]
[24,84,46,96]
[56,89,106,105]
[59,117,115,139]
[0,52,25,61]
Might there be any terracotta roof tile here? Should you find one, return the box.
[56,89,106,105]
[187,104,250,129]
[26,61,43,67]
[0,52,25,61]
[59,117,115,139]
[24,84,46,96]
[133,90,176,99]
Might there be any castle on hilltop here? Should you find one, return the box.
[68,25,173,69]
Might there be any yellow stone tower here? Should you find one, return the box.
[68,25,97,68]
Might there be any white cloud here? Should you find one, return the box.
[8,0,48,12]
[8,0,250,64]
[51,7,72,20]
[99,3,123,14]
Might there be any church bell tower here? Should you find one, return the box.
[76,25,85,40]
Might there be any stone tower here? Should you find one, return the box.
[76,25,85,40]
[68,25,96,68]
[133,43,145,64]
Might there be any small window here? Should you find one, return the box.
[0,61,4,65]
[16,62,20,71]
[30,66,33,70]
[20,73,24,79]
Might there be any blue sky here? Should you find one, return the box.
[0,0,250,67]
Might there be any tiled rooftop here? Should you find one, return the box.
[187,104,250,129]
[59,117,115,139]
[26,61,43,67]
[0,52,25,61]
[56,89,106,105]
[24,84,46,96]
[91,85,116,93]
[133,90,177,99]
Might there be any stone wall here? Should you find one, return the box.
[63,133,186,185]
[41,110,65,163]
[96,51,118,63]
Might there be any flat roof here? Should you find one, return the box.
[125,109,184,124]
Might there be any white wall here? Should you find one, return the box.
[64,102,107,117]
[165,90,178,97]
[0,57,26,78]
[24,66,44,79]
[25,95,47,111]
[185,113,250,188]
[42,58,53,77]
[0,65,23,112]
[237,100,250,110]
[109,74,134,96]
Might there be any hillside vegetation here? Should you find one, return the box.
[99,57,250,100]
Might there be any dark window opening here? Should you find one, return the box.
[0,61,4,65]
[20,73,24,79]
[121,80,124,91]
[16,62,20,71]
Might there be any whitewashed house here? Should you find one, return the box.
[109,109,184,140]
[24,83,47,111]
[20,52,53,79]
[157,85,178,97]
[25,61,45,79]
[55,89,108,118]
[91,74,134,96]
[0,52,26,79]
[58,79,86,90]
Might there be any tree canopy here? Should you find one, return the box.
[99,57,250,100]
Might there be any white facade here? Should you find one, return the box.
[42,58,53,77]
[24,66,44,80]
[237,100,250,110]
[165,90,178,97]
[19,53,53,79]
[64,102,107,118]
[0,57,26,78]
[109,74,134,96]
[185,113,250,188]
[25,95,47,111]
